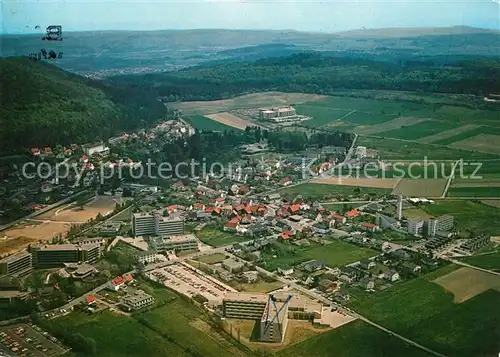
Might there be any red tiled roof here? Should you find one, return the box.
[290,204,300,212]
[228,216,241,224]
[361,222,377,228]
[225,222,238,228]
[112,276,124,285]
[167,205,177,210]
[280,233,290,240]
[347,208,359,217]
[214,207,221,215]
[332,214,345,220]
[123,273,134,282]
[283,229,293,236]
[193,202,204,208]
[85,295,96,303]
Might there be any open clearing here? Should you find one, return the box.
[204,112,264,130]
[417,124,481,143]
[170,92,325,115]
[38,195,123,223]
[392,179,447,197]
[354,117,429,135]
[450,133,500,154]
[1,222,70,255]
[433,267,500,302]
[311,177,400,189]
[378,120,462,141]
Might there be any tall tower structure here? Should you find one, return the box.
[397,195,403,221]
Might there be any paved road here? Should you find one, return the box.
[0,190,90,232]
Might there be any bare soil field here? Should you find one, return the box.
[311,177,400,189]
[417,124,481,143]
[38,195,122,223]
[392,178,447,197]
[171,92,326,115]
[1,222,70,255]
[354,117,430,135]
[204,112,264,130]
[433,267,500,303]
[450,134,500,154]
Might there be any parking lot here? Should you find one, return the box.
[148,261,237,303]
[0,323,67,357]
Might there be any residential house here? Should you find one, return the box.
[359,258,376,270]
[346,208,359,218]
[312,222,330,235]
[240,271,258,283]
[359,279,375,291]
[331,214,347,225]
[277,266,294,276]
[360,222,380,233]
[84,294,97,305]
[383,270,400,282]
[299,260,326,273]
[333,291,350,302]
[108,276,125,291]
[279,177,292,186]
[318,279,338,293]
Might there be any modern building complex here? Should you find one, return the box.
[460,234,491,252]
[120,290,155,310]
[426,215,454,237]
[132,212,184,237]
[30,243,100,268]
[148,234,198,253]
[259,107,296,121]
[135,251,158,264]
[0,251,33,277]
[222,291,323,343]
[407,219,424,236]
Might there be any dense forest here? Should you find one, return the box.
[0,57,166,152]
[111,53,500,101]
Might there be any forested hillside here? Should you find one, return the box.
[0,57,166,152]
[111,53,500,102]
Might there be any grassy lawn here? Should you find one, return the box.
[184,115,240,131]
[109,206,133,222]
[343,111,397,125]
[402,208,434,220]
[447,186,500,197]
[421,200,500,237]
[196,227,249,247]
[229,279,284,293]
[348,265,500,357]
[279,183,391,201]
[195,253,228,264]
[357,136,499,160]
[460,251,500,272]
[259,240,377,271]
[277,320,433,357]
[378,120,462,141]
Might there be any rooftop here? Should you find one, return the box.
[0,251,31,264]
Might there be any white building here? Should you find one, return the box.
[120,290,155,310]
[407,219,424,236]
[82,142,109,156]
[148,235,198,253]
[132,212,184,237]
[135,251,157,264]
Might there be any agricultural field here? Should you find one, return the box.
[375,161,455,179]
[196,227,249,247]
[417,124,481,143]
[277,320,433,357]
[433,267,500,302]
[259,240,377,272]
[433,126,500,146]
[460,251,500,272]
[377,120,462,141]
[279,183,392,201]
[311,177,400,189]
[184,115,239,131]
[357,136,499,160]
[449,133,500,155]
[293,105,353,127]
[204,112,262,130]
[354,116,429,135]
[170,92,325,115]
[392,179,447,197]
[349,265,500,357]
[446,186,500,198]
[421,200,500,236]
[402,208,434,220]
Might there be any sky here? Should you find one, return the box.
[1,0,499,34]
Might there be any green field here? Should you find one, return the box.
[433,126,500,146]
[349,265,500,357]
[421,200,500,236]
[196,227,249,247]
[279,183,391,200]
[447,186,500,198]
[322,202,366,211]
[195,253,228,264]
[277,320,433,357]
[379,120,462,141]
[294,105,353,126]
[357,136,499,160]
[184,115,240,131]
[259,240,377,271]
[342,111,397,125]
[460,251,500,272]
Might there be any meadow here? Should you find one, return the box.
[446,186,500,198]
[196,227,249,247]
[279,183,391,200]
[460,251,500,272]
[348,265,500,357]
[259,240,377,271]
[378,120,462,141]
[433,126,500,146]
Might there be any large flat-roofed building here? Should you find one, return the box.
[120,289,155,311]
[149,234,198,253]
[132,212,184,237]
[0,251,33,277]
[31,244,100,268]
[260,297,289,343]
[408,219,424,236]
[426,215,454,237]
[259,107,297,122]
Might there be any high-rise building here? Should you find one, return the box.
[407,220,424,236]
[425,215,454,237]
[31,244,100,268]
[132,212,184,237]
[0,251,33,277]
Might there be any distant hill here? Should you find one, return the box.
[1,27,498,77]
[0,57,166,152]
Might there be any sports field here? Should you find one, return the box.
[392,179,447,197]
[204,112,263,130]
[433,267,500,302]
[349,265,500,357]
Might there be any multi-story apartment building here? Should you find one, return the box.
[135,251,157,264]
[132,212,184,237]
[31,243,100,268]
[407,219,424,236]
[426,215,454,237]
[120,290,155,310]
[148,235,198,253]
[0,251,33,277]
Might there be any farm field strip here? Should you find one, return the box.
[204,112,263,130]
[446,186,500,197]
[378,120,463,141]
[433,126,500,146]
[392,179,447,197]
[310,177,400,189]
[417,124,481,143]
[449,133,500,155]
[354,117,429,135]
